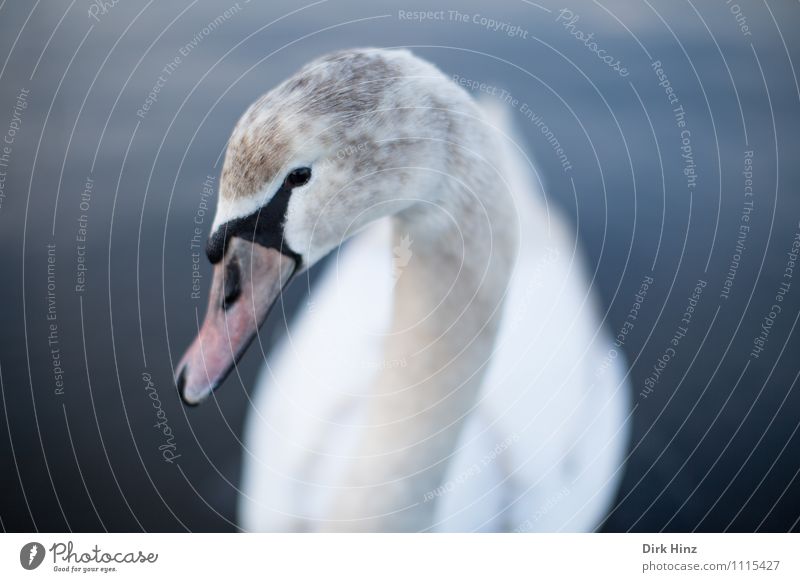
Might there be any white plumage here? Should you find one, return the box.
[236,80,631,532]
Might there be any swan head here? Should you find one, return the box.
[176,48,469,405]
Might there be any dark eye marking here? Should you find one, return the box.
[285,167,311,187]
[205,168,310,266]
[222,257,241,310]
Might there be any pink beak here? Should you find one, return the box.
[175,238,295,405]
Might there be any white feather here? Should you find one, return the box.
[238,95,631,532]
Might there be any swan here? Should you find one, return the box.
[175,48,631,532]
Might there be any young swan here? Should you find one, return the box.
[176,48,629,532]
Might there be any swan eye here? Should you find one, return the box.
[285,167,311,188]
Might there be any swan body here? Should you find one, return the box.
[176,48,630,532]
[240,210,630,531]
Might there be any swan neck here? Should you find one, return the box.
[330,158,518,531]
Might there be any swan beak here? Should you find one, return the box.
[174,239,295,405]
